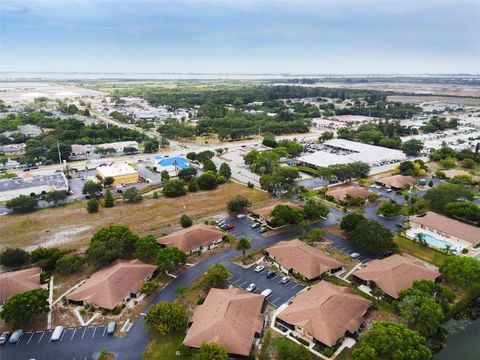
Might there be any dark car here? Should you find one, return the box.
[266,270,276,279]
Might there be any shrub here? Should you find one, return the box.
[180,214,193,228]
[87,198,99,213]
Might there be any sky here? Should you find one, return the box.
[0,0,479,74]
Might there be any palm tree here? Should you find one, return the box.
[416,233,425,246]
[236,237,252,261]
[444,244,452,255]
[172,159,179,175]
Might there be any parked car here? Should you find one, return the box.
[280,276,290,285]
[266,270,276,279]
[260,226,268,233]
[51,326,64,341]
[254,265,265,273]
[0,332,9,345]
[107,321,116,335]
[350,252,360,259]
[116,189,123,193]
[216,219,227,225]
[237,214,246,219]
[261,289,272,297]
[251,223,260,229]
[246,283,257,292]
[8,329,24,344]
[224,224,235,230]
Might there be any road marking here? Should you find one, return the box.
[272,297,281,304]
[291,283,299,290]
[38,331,45,343]
[232,278,242,285]
[92,326,97,338]
[238,281,247,288]
[102,325,107,337]
[71,328,77,340]
[60,328,67,341]
[272,275,278,280]
[27,332,35,344]
[81,327,87,339]
[16,333,24,346]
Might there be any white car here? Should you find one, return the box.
[350,252,361,259]
[280,276,290,284]
[254,265,265,273]
[50,326,64,341]
[261,289,272,297]
[246,283,257,292]
[251,223,260,229]
[237,214,246,219]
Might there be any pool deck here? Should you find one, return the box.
[405,228,469,253]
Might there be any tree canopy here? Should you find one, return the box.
[1,289,50,328]
[144,301,188,335]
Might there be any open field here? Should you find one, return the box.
[394,236,447,268]
[387,95,480,106]
[142,333,188,360]
[0,182,271,250]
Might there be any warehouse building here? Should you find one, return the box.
[0,172,69,202]
[96,163,139,187]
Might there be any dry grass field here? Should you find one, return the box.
[0,182,271,250]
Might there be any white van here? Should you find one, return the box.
[50,326,64,341]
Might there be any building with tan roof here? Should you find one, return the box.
[409,211,480,247]
[156,224,226,254]
[375,175,416,190]
[183,287,264,357]
[442,169,479,183]
[352,254,440,299]
[326,185,371,204]
[0,267,42,304]
[265,239,343,280]
[276,281,371,348]
[250,202,303,228]
[67,259,156,310]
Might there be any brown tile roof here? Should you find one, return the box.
[266,239,343,280]
[410,211,480,245]
[277,281,371,347]
[67,259,156,310]
[326,185,371,202]
[376,175,416,188]
[251,202,302,221]
[0,267,41,303]
[183,287,264,356]
[353,254,440,299]
[442,170,479,183]
[156,224,226,252]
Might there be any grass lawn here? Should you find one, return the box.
[142,333,190,360]
[0,182,271,250]
[336,347,353,360]
[394,236,447,267]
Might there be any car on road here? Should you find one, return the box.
[107,321,116,335]
[280,276,290,284]
[237,214,246,219]
[0,332,9,345]
[254,265,264,273]
[8,329,24,344]
[385,188,393,193]
[350,252,360,259]
[51,326,64,341]
[224,224,235,230]
[246,283,257,292]
[266,270,276,279]
[261,289,272,297]
[251,223,260,229]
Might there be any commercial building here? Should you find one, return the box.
[352,255,440,299]
[409,211,480,248]
[0,143,26,155]
[265,239,342,281]
[183,287,264,357]
[96,163,139,187]
[0,267,42,304]
[156,224,226,254]
[326,185,371,204]
[276,281,371,348]
[297,139,406,168]
[67,259,156,310]
[18,124,42,137]
[0,172,69,202]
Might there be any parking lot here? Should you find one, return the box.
[3,324,114,350]
[227,263,305,307]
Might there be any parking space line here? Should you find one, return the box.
[71,328,77,340]
[272,297,281,304]
[60,328,67,341]
[102,325,107,337]
[231,278,242,285]
[27,332,35,344]
[238,281,247,288]
[38,331,45,343]
[272,275,278,280]
[291,283,299,290]
[92,326,97,338]
[81,327,87,339]
[16,333,24,346]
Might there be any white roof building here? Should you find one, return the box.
[96,163,138,178]
[0,172,69,202]
[298,139,406,168]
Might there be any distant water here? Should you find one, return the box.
[435,317,480,359]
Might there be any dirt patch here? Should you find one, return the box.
[324,224,347,238]
[0,182,271,250]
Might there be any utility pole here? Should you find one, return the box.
[57,140,62,165]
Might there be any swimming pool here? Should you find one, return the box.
[421,233,458,253]
[155,156,190,169]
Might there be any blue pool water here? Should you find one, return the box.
[422,233,458,253]
[155,156,190,169]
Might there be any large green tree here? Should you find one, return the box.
[303,200,329,220]
[218,162,232,179]
[197,171,218,190]
[30,247,63,272]
[353,322,432,360]
[349,220,396,255]
[201,264,229,289]
[339,213,367,232]
[144,301,188,335]
[157,247,187,273]
[270,205,303,227]
[135,235,159,263]
[440,256,480,288]
[82,180,102,197]
[424,183,473,212]
[6,195,38,213]
[163,179,187,197]
[193,342,228,360]
[226,195,252,214]
[0,248,30,267]
[55,254,84,275]
[1,289,50,328]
